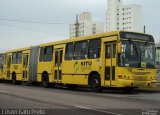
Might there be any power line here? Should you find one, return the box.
[0,22,68,36]
[0,18,104,37]
[0,18,104,32]
[0,18,71,25]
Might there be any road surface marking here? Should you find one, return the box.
[75,105,123,115]
[0,91,7,93]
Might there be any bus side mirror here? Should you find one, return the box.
[117,42,122,54]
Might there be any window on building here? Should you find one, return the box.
[88,39,101,59]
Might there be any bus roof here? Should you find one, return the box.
[3,30,154,52]
[5,47,31,53]
[39,31,121,47]
[38,30,153,47]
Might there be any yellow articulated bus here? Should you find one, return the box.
[3,47,35,84]
[1,31,157,92]
[2,47,39,84]
[0,53,5,82]
[37,31,157,91]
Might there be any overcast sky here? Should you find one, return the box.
[0,0,160,51]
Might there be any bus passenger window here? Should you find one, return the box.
[106,45,111,58]
[60,50,63,64]
[43,46,53,62]
[12,53,17,64]
[113,44,117,58]
[88,39,101,59]
[55,51,58,66]
[39,48,44,62]
[65,43,73,60]
[17,52,22,64]
[23,55,28,68]
[3,54,6,65]
[39,46,53,62]
[74,41,88,60]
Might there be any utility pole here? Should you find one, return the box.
[144,25,146,33]
[75,15,79,38]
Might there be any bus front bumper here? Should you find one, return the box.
[0,76,3,80]
[117,79,157,88]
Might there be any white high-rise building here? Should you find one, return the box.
[106,0,142,32]
[70,12,104,38]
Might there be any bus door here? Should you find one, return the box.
[54,48,63,83]
[22,54,29,81]
[6,55,11,79]
[105,42,117,86]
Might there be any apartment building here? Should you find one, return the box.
[106,0,142,32]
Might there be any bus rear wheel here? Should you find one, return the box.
[66,84,77,90]
[42,73,50,88]
[90,74,102,92]
[12,74,17,85]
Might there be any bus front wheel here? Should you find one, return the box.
[90,74,102,92]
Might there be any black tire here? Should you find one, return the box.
[90,74,102,92]
[42,74,50,88]
[66,84,77,90]
[12,74,17,85]
[123,87,135,94]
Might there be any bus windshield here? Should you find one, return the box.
[118,41,155,68]
[0,55,4,69]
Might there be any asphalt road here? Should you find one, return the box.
[0,83,160,115]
